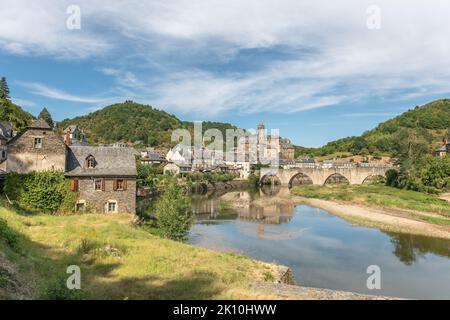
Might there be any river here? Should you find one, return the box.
[185,187,450,299]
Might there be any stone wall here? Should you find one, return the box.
[6,128,67,173]
[76,177,136,214]
[261,167,390,186]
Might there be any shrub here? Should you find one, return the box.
[4,170,77,214]
[155,177,193,241]
[0,218,19,250]
[247,173,260,188]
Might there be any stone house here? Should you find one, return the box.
[435,138,450,157]
[5,119,67,173]
[140,150,167,166]
[65,146,137,214]
[0,120,13,162]
[163,162,192,176]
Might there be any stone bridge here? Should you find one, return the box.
[260,165,392,187]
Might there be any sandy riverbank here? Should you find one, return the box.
[228,192,450,240]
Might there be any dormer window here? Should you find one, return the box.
[86,155,96,169]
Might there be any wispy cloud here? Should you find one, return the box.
[16,81,106,103]
[339,112,397,118]
[2,0,450,117]
[12,98,37,108]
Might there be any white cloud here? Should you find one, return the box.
[3,0,450,115]
[16,81,106,103]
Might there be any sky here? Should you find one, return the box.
[1,0,450,147]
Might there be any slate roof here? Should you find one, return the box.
[28,119,51,129]
[142,151,166,161]
[0,120,13,140]
[65,146,137,177]
[64,125,78,133]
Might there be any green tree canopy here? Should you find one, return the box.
[155,177,193,241]
[0,77,10,100]
[38,107,54,128]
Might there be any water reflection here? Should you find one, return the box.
[191,186,295,225]
[388,232,450,265]
[185,187,450,299]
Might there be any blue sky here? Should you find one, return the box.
[1,0,450,147]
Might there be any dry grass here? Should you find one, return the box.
[0,206,283,300]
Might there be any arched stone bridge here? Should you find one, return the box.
[260,166,392,187]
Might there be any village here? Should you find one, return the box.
[0,116,415,215]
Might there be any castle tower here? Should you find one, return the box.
[257,122,265,143]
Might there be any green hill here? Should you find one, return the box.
[296,99,450,158]
[57,101,237,148]
[0,98,34,132]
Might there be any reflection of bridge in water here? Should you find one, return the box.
[191,188,295,225]
[260,164,393,187]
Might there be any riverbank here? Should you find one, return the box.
[4,203,390,300]
[249,185,450,240]
[0,205,287,299]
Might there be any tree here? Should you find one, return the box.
[38,107,54,128]
[155,177,193,241]
[0,77,10,100]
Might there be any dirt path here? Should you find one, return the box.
[440,193,450,203]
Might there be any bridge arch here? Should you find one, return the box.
[288,172,314,188]
[362,174,385,185]
[260,174,282,186]
[324,173,350,185]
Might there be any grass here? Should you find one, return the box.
[291,184,450,221]
[0,204,284,300]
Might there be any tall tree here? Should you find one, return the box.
[0,77,10,100]
[38,107,54,128]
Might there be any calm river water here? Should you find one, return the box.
[185,187,450,299]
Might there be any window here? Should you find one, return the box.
[116,179,124,190]
[94,179,103,191]
[76,202,85,212]
[34,137,43,148]
[86,156,95,168]
[70,179,79,192]
[107,201,117,213]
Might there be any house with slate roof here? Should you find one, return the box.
[65,146,137,213]
[5,119,67,173]
[0,120,14,162]
[2,118,137,214]
[435,137,450,157]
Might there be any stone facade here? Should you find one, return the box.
[73,177,136,214]
[66,146,138,214]
[6,122,67,173]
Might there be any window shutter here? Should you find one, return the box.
[102,179,105,191]
[123,180,127,191]
[113,179,117,191]
[71,179,79,192]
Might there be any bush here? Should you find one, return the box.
[247,173,260,188]
[155,177,193,241]
[0,218,19,250]
[4,170,77,214]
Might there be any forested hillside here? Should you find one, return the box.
[57,101,238,147]
[0,98,34,132]
[295,99,450,158]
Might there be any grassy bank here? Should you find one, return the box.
[0,204,283,300]
[291,185,450,225]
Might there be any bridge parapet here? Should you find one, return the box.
[260,165,394,187]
